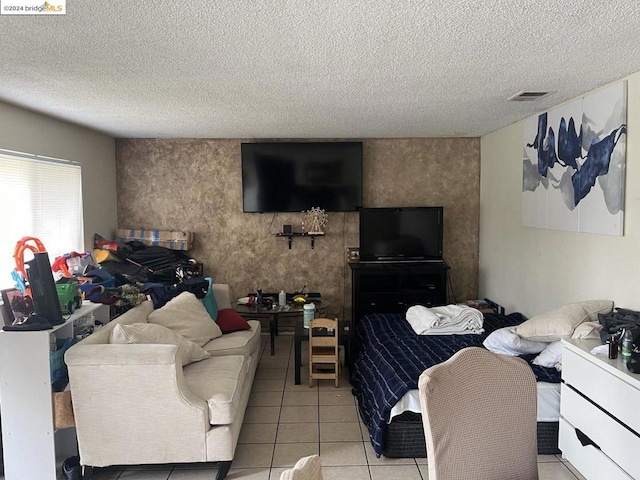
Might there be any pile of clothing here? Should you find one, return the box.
[406,304,484,335]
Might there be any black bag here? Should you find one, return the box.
[599,308,640,345]
[175,277,209,299]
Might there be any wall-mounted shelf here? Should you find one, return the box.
[275,232,325,249]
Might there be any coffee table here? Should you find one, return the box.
[294,319,352,384]
[233,298,329,355]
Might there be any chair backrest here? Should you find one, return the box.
[419,347,538,480]
[280,454,323,480]
[308,317,339,348]
[308,317,339,387]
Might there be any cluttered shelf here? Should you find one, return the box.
[275,232,325,249]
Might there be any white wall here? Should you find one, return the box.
[0,101,117,250]
[479,72,640,317]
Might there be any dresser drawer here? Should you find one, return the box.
[563,347,640,433]
[559,418,632,480]
[561,384,640,478]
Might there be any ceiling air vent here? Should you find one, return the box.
[507,91,552,102]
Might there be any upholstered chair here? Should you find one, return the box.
[419,347,538,480]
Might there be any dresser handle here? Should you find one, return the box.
[575,428,601,450]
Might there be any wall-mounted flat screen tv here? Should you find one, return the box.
[359,207,444,261]
[241,142,363,212]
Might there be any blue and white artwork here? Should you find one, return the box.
[522,82,627,235]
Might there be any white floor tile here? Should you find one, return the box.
[370,464,422,480]
[320,422,363,442]
[282,390,319,406]
[254,368,288,380]
[538,454,561,463]
[276,422,320,443]
[559,460,587,480]
[272,443,319,468]
[322,465,371,480]
[319,390,356,406]
[232,443,275,468]
[319,441,368,466]
[319,404,359,423]
[280,405,319,423]
[239,423,278,444]
[248,391,284,407]
[538,461,582,480]
[225,468,271,480]
[243,406,281,424]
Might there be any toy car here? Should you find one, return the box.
[55,281,82,314]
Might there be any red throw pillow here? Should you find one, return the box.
[216,308,251,334]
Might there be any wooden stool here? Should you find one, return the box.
[308,317,339,388]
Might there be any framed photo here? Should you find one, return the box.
[347,247,360,262]
[1,288,33,325]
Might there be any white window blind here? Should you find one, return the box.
[0,149,83,289]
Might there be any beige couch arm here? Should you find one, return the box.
[66,343,210,467]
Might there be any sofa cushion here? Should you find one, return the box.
[148,292,222,347]
[201,320,261,357]
[183,354,248,425]
[110,323,211,366]
[216,308,251,333]
[116,300,154,325]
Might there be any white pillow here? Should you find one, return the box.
[571,321,602,339]
[532,341,564,370]
[483,327,548,356]
[110,322,211,366]
[148,291,222,347]
[514,300,613,342]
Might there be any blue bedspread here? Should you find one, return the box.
[350,311,562,457]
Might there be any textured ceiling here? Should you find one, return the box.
[1,1,639,138]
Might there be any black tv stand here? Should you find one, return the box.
[349,261,449,327]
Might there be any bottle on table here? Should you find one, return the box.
[303,303,316,328]
[279,290,286,307]
[621,328,633,365]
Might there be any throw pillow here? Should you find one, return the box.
[532,340,564,370]
[514,300,613,342]
[482,327,548,356]
[201,277,218,321]
[148,291,222,347]
[110,322,210,366]
[571,321,603,339]
[216,308,251,334]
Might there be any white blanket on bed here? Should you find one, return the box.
[406,304,484,335]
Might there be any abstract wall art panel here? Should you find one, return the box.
[522,82,627,235]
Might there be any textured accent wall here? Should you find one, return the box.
[116,138,480,325]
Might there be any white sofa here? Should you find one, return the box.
[65,284,261,480]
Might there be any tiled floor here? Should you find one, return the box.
[51,334,585,480]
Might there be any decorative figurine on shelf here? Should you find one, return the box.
[305,207,328,234]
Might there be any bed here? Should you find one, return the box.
[350,310,562,458]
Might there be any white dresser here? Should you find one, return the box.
[560,338,640,480]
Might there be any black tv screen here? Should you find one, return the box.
[241,142,363,212]
[359,207,444,261]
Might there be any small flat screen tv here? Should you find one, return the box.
[359,207,444,261]
[241,142,363,212]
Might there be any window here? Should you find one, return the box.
[0,149,83,289]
